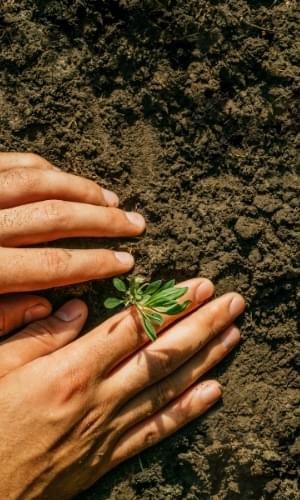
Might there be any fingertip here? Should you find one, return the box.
[125,212,146,233]
[54,299,88,323]
[228,293,246,317]
[195,278,215,302]
[102,188,120,207]
[114,251,135,269]
[194,380,222,406]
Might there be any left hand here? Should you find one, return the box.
[0,152,145,295]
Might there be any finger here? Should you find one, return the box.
[0,300,87,378]
[0,294,52,336]
[0,152,59,172]
[114,325,240,433]
[106,380,222,473]
[107,293,245,403]
[63,278,215,379]
[0,167,119,209]
[0,201,145,246]
[0,248,134,293]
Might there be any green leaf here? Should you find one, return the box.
[163,300,192,315]
[152,306,175,313]
[143,280,162,295]
[141,314,157,341]
[159,279,176,291]
[146,286,188,306]
[157,286,187,300]
[149,301,177,310]
[140,294,152,304]
[104,297,124,309]
[143,310,164,326]
[146,300,177,310]
[113,278,127,292]
[104,276,190,342]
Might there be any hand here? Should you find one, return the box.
[0,152,145,294]
[0,278,245,498]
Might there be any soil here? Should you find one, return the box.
[0,1,299,498]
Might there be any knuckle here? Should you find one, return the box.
[23,153,43,168]
[62,370,87,401]
[51,360,90,404]
[41,248,71,277]
[153,352,174,377]
[0,209,18,230]
[0,210,20,245]
[152,381,171,411]
[114,309,144,349]
[2,167,37,191]
[30,358,90,414]
[40,200,69,227]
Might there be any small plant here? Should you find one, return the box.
[104,276,191,341]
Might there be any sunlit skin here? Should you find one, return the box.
[0,152,145,293]
[0,153,245,498]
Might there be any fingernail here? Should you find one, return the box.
[199,382,222,405]
[221,326,240,350]
[196,279,214,302]
[102,188,119,207]
[55,300,83,322]
[229,294,245,317]
[115,251,135,267]
[24,304,50,323]
[125,212,145,229]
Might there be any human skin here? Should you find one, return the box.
[0,152,145,295]
[0,153,245,498]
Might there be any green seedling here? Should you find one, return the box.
[104,276,191,341]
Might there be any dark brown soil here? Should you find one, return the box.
[0,1,299,498]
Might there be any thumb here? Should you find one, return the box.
[0,294,52,337]
[0,299,88,378]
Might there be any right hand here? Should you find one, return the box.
[0,152,145,294]
[0,278,245,499]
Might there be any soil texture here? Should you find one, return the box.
[0,1,299,499]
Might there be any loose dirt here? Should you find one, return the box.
[0,1,299,498]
